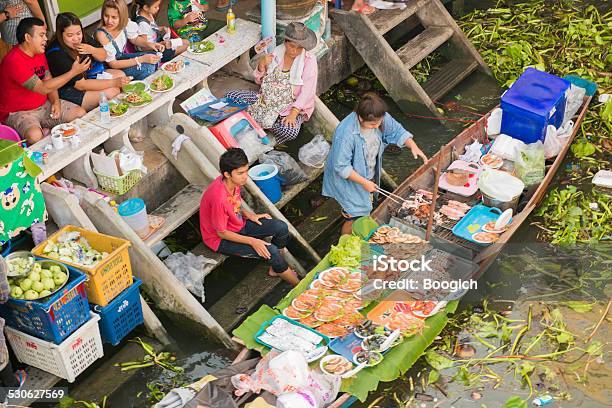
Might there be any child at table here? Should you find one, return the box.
[168,0,208,33]
[95,0,160,80]
[132,0,189,63]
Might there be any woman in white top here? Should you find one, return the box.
[95,0,160,80]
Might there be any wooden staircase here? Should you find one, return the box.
[331,0,490,114]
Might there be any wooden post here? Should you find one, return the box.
[425,150,443,240]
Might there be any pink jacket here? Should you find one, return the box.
[253,51,318,120]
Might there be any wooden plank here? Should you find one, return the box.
[208,264,282,331]
[145,184,205,248]
[297,198,343,244]
[367,0,424,35]
[331,8,438,114]
[192,242,228,277]
[397,26,453,69]
[276,165,324,209]
[422,59,478,101]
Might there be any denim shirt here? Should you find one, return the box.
[322,112,413,217]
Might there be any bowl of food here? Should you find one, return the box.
[8,259,70,301]
[109,101,129,117]
[122,80,147,94]
[188,40,214,54]
[5,251,35,277]
[161,59,185,73]
[480,153,503,169]
[123,91,153,107]
[51,123,79,140]
[320,355,352,377]
[353,350,383,367]
[361,334,388,352]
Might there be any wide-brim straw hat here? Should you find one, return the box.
[284,22,317,51]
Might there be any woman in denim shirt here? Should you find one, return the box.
[322,93,428,235]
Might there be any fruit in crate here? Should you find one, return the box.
[19,278,33,291]
[28,271,41,282]
[24,290,38,300]
[10,287,23,299]
[9,261,68,300]
[7,256,35,276]
[42,231,108,267]
[42,278,55,291]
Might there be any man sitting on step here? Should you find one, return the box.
[199,148,300,286]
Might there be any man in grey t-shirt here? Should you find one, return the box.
[0,0,45,46]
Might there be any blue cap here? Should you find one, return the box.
[118,198,146,217]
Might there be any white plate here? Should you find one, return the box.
[471,232,500,244]
[479,153,503,169]
[410,301,448,318]
[482,222,507,234]
[161,60,185,74]
[51,123,79,137]
[149,76,175,93]
[320,355,353,377]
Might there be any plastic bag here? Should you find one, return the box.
[486,107,502,136]
[231,350,309,397]
[113,147,148,174]
[563,84,586,124]
[298,135,330,168]
[514,141,545,186]
[164,252,218,302]
[235,127,273,163]
[478,169,525,202]
[260,151,308,185]
[544,120,574,159]
[491,134,525,161]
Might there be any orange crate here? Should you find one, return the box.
[33,226,133,307]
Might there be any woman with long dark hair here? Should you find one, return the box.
[46,12,130,111]
[323,92,428,235]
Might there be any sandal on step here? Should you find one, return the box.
[351,3,376,15]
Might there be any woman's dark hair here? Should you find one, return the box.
[219,148,249,177]
[131,0,160,18]
[355,92,388,122]
[53,13,83,58]
[16,18,45,44]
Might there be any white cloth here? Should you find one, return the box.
[171,134,191,159]
[103,20,139,62]
[267,44,306,86]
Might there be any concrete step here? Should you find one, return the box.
[145,184,204,248]
[397,26,454,69]
[367,0,422,35]
[208,264,282,332]
[296,198,343,245]
[276,165,324,209]
[112,137,188,211]
[422,59,479,102]
[12,367,61,407]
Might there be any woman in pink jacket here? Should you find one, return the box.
[226,22,318,145]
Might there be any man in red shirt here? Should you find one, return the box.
[200,148,299,286]
[0,18,90,144]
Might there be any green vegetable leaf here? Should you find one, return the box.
[424,350,454,370]
[556,332,573,344]
[504,396,528,408]
[602,100,612,123]
[565,301,593,313]
[571,141,596,158]
[428,369,440,384]
[585,340,603,356]
[328,235,364,268]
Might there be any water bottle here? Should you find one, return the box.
[226,7,236,34]
[100,92,111,124]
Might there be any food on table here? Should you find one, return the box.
[472,231,500,244]
[439,200,472,220]
[316,322,350,338]
[354,320,391,339]
[299,315,323,328]
[319,267,348,287]
[310,279,327,290]
[369,226,425,245]
[109,102,129,117]
[7,255,35,276]
[266,318,322,344]
[386,312,425,335]
[292,293,319,311]
[482,221,508,233]
[122,81,146,94]
[283,305,311,319]
[188,40,215,54]
[257,318,325,354]
[361,334,388,352]
[56,123,77,137]
[320,355,353,375]
[42,231,108,267]
[338,277,363,293]
[480,153,503,168]
[328,235,363,267]
[9,262,68,300]
[353,350,383,367]
[150,74,174,92]
[124,91,153,106]
[343,298,364,311]
[314,303,343,322]
[162,59,184,73]
[332,311,364,328]
[445,171,470,186]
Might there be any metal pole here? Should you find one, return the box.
[261,0,276,53]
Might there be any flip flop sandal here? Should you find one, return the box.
[351,4,376,15]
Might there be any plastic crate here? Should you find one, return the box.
[32,226,133,307]
[94,169,143,195]
[92,278,143,345]
[501,68,570,144]
[0,267,89,344]
[5,313,103,383]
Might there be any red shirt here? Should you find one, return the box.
[0,46,49,122]
[200,176,246,251]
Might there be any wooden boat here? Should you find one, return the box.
[371,95,593,276]
[226,95,593,407]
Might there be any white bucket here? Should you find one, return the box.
[118,198,149,238]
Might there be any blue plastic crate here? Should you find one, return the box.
[501,68,570,144]
[91,278,143,345]
[0,267,89,344]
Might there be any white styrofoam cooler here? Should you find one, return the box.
[5,313,103,383]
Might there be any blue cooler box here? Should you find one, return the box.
[501,68,570,144]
